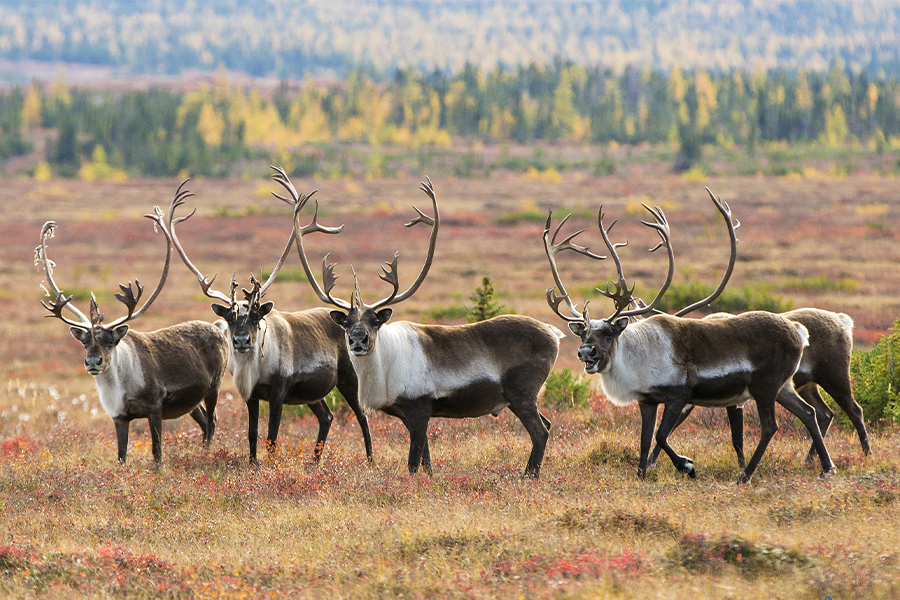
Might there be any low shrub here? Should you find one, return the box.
[670,533,807,576]
[649,281,792,315]
[542,368,591,410]
[850,319,900,426]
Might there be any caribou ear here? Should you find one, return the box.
[211,303,230,318]
[330,310,348,327]
[258,301,274,317]
[70,327,90,343]
[375,308,393,325]
[568,322,586,337]
[612,317,629,335]
[112,325,129,344]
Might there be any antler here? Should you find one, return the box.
[287,173,350,310]
[673,187,740,317]
[600,204,674,322]
[101,193,177,328]
[542,209,606,321]
[264,165,328,297]
[35,221,92,328]
[295,177,439,313]
[37,184,175,331]
[594,206,636,321]
[368,177,439,310]
[151,179,232,305]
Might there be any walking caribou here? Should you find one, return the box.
[545,189,870,468]
[649,308,867,468]
[160,168,373,465]
[291,177,564,478]
[544,202,836,482]
[36,182,229,464]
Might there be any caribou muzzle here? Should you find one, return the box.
[577,344,602,374]
[232,332,253,353]
[347,329,370,355]
[84,355,104,375]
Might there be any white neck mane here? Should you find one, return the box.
[93,339,143,418]
[349,322,424,413]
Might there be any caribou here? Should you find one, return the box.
[36,182,229,464]
[544,201,836,482]
[160,167,373,465]
[292,177,564,478]
[649,308,868,468]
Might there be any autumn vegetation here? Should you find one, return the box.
[0,167,898,597]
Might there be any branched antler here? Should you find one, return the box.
[673,187,740,317]
[542,208,605,321]
[296,177,439,313]
[601,204,674,322]
[35,221,92,327]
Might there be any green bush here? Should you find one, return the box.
[466,275,506,323]
[542,368,591,410]
[851,319,900,426]
[650,281,792,315]
[425,305,468,322]
[784,274,859,293]
[592,155,617,177]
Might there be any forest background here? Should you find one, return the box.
[1,1,900,180]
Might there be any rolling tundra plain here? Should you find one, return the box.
[1,170,899,598]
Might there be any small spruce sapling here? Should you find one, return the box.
[467,275,506,323]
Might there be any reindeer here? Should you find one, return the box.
[650,308,868,468]
[36,182,229,464]
[544,202,836,482]
[160,167,373,465]
[292,177,563,478]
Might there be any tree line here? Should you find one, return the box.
[3,60,900,178]
[3,1,900,77]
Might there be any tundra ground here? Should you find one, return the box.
[1,171,898,598]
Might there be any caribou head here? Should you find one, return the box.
[157,167,336,355]
[545,188,738,375]
[292,178,439,355]
[36,188,176,375]
[545,203,674,374]
[210,274,275,354]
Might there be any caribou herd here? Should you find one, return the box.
[36,170,869,483]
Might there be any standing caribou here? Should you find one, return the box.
[36,182,229,464]
[291,176,564,478]
[160,168,373,465]
[544,200,836,482]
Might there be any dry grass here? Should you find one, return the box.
[2,169,900,598]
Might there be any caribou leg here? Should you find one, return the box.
[648,400,697,478]
[204,390,218,447]
[816,374,870,457]
[508,402,551,479]
[649,404,695,468]
[148,411,163,464]
[114,417,130,464]
[726,405,746,469]
[773,385,835,476]
[189,405,209,442]
[338,380,375,462]
[797,384,834,464]
[402,404,432,475]
[247,397,260,465]
[307,400,334,463]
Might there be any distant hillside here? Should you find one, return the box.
[2,0,900,80]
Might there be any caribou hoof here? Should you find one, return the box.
[735,472,751,485]
[820,467,837,479]
[683,460,696,479]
